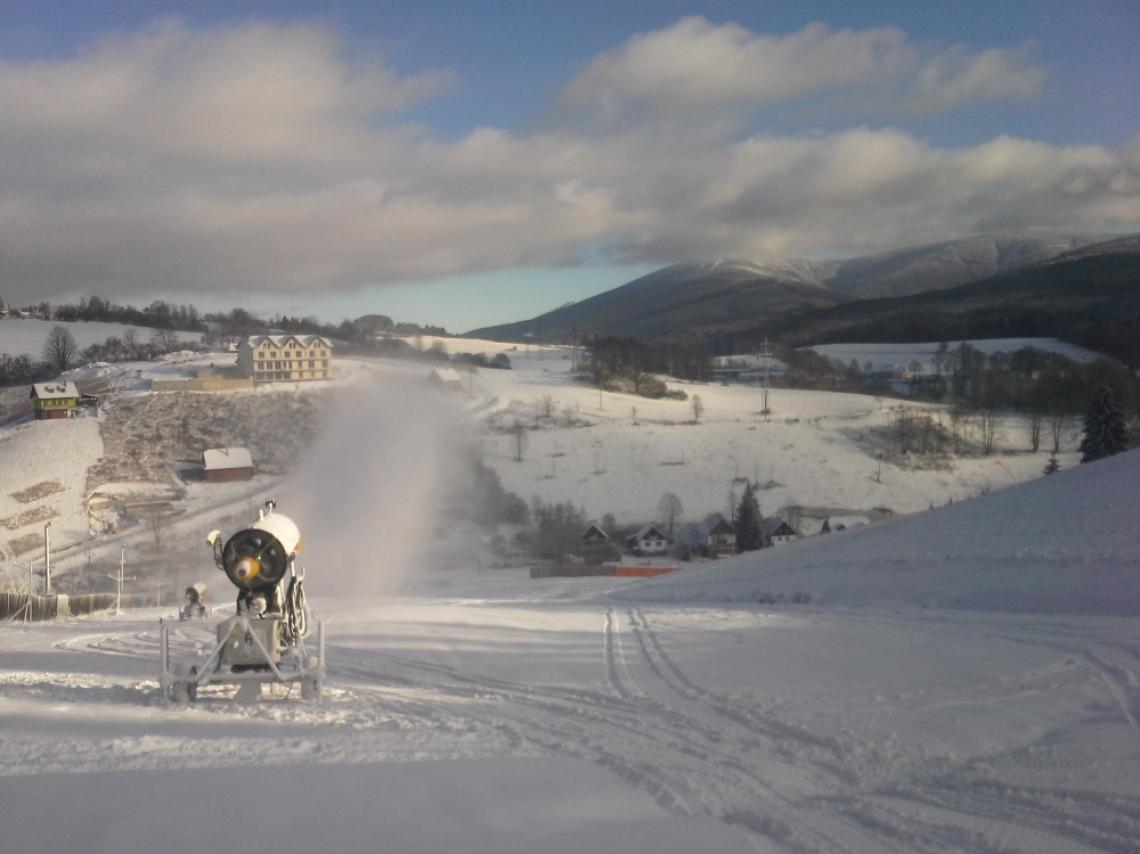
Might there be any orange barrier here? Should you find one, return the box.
[614,565,679,577]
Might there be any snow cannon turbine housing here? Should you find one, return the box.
[208,505,301,595]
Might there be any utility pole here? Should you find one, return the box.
[758,337,773,419]
[25,560,33,622]
[43,520,52,595]
[117,546,125,615]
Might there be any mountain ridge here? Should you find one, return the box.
[467,233,1120,342]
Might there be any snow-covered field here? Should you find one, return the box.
[2,335,1137,852]
[0,317,202,357]
[471,354,1076,522]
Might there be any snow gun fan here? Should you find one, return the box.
[214,508,300,607]
[159,500,325,705]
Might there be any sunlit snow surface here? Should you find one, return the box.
[2,564,1139,852]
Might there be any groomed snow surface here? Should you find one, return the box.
[2,454,1140,852]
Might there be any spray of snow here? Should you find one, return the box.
[286,376,460,597]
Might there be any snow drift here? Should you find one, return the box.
[622,449,1140,615]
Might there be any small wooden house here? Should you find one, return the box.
[30,382,80,419]
[700,514,737,558]
[762,517,798,546]
[202,447,254,482]
[626,524,668,555]
[579,524,620,565]
[428,368,465,393]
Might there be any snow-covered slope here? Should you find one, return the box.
[0,317,202,359]
[825,233,1107,299]
[468,260,845,341]
[467,234,1113,341]
[473,364,1076,523]
[807,337,1102,373]
[0,418,102,582]
[624,449,1140,615]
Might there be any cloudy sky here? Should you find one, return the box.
[1,0,1138,331]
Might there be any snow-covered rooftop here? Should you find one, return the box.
[30,381,79,400]
[430,368,463,384]
[245,334,333,349]
[201,446,253,470]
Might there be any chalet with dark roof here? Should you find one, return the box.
[761,517,798,546]
[579,524,619,565]
[700,513,737,558]
[627,524,668,555]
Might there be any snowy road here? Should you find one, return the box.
[2,582,1139,852]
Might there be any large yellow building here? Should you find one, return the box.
[236,335,334,384]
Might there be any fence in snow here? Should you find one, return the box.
[0,590,151,621]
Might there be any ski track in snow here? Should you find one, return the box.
[6,607,1140,853]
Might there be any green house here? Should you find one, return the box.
[30,382,80,420]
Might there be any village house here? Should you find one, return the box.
[201,447,255,482]
[428,367,465,393]
[578,524,620,565]
[627,524,668,555]
[762,517,799,546]
[29,381,80,419]
[700,513,737,558]
[236,335,334,384]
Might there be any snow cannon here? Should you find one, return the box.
[210,503,302,607]
[159,500,324,705]
[179,583,207,621]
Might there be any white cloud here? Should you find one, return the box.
[908,44,1046,114]
[560,17,1045,121]
[0,19,1135,305]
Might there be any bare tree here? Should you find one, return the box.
[151,328,180,354]
[511,419,528,462]
[691,394,704,423]
[628,358,646,395]
[657,493,683,541]
[122,327,139,359]
[949,408,964,453]
[1048,412,1070,454]
[1024,411,1043,452]
[979,409,999,455]
[43,325,77,372]
[538,395,555,419]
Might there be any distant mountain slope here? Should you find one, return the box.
[769,248,1140,363]
[468,261,845,342]
[622,448,1140,615]
[469,234,1112,342]
[826,233,1106,299]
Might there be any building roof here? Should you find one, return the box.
[700,514,735,537]
[430,368,463,384]
[581,524,610,543]
[631,524,667,541]
[244,334,333,349]
[30,381,79,400]
[761,517,796,537]
[202,447,254,471]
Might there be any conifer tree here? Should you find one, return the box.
[1078,384,1127,463]
[735,482,763,552]
[1043,455,1060,475]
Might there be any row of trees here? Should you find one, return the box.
[3,294,447,348]
[586,335,710,392]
